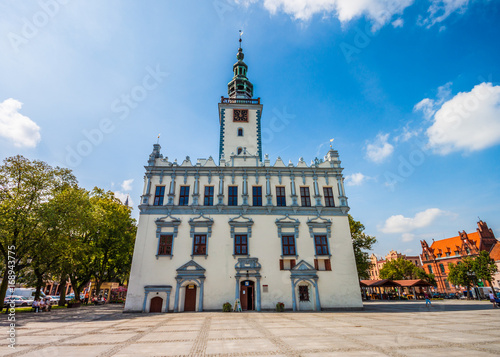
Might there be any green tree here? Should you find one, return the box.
[447,257,475,299]
[87,188,136,299]
[472,250,498,291]
[0,155,76,307]
[379,257,418,280]
[349,215,377,280]
[413,267,437,286]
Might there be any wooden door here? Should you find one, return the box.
[240,281,255,311]
[149,296,163,313]
[184,285,197,311]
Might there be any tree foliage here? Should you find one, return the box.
[0,155,136,306]
[473,250,498,288]
[349,215,377,280]
[379,257,436,286]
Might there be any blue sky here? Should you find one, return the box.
[1,0,499,258]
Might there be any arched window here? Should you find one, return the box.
[237,128,243,137]
[237,147,243,155]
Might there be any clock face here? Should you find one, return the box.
[233,109,249,122]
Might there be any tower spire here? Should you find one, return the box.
[228,31,253,99]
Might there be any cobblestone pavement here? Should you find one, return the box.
[1,301,500,357]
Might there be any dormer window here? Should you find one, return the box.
[437,253,442,258]
[445,252,450,257]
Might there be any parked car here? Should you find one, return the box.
[3,296,30,307]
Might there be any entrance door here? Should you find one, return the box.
[149,296,163,313]
[240,280,255,311]
[184,285,197,311]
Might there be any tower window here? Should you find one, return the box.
[237,147,243,155]
[237,128,243,136]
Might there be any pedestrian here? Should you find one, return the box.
[424,293,432,307]
[489,292,497,308]
[32,299,39,313]
[40,298,46,312]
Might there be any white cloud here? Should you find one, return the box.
[392,18,404,28]
[0,98,41,148]
[114,191,133,207]
[414,82,452,120]
[365,133,394,163]
[423,0,469,28]
[345,172,371,186]
[238,1,474,28]
[395,125,420,143]
[238,0,414,26]
[121,179,134,191]
[426,82,500,154]
[380,208,447,233]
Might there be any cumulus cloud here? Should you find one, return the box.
[0,98,41,148]
[237,1,475,28]
[121,179,134,191]
[345,172,371,186]
[425,82,500,155]
[414,82,452,120]
[365,133,394,163]
[380,208,448,233]
[237,0,414,26]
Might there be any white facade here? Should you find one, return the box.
[125,45,362,313]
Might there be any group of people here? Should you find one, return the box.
[488,292,500,308]
[32,298,51,312]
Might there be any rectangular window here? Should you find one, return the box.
[314,235,329,255]
[179,186,190,206]
[154,186,165,206]
[425,254,429,260]
[279,259,296,271]
[299,285,309,302]
[323,187,335,207]
[252,186,262,206]
[276,186,286,206]
[445,252,450,257]
[204,186,214,206]
[315,259,332,271]
[158,235,173,255]
[234,234,248,255]
[282,235,296,256]
[428,265,433,274]
[439,264,445,274]
[300,187,311,207]
[193,234,207,255]
[228,186,238,206]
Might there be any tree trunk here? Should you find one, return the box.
[94,280,103,301]
[58,275,67,306]
[0,268,10,312]
[34,269,43,301]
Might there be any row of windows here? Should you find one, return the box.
[157,234,330,258]
[424,246,471,261]
[154,185,336,207]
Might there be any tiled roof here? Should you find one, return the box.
[430,232,480,252]
[490,242,500,261]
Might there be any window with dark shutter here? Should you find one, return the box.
[323,187,335,207]
[324,259,331,271]
[314,259,319,270]
[154,186,165,206]
[279,259,284,270]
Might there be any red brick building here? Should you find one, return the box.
[420,220,498,293]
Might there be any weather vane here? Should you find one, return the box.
[157,133,161,145]
[239,30,243,48]
[330,138,334,148]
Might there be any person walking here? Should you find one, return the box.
[424,293,432,307]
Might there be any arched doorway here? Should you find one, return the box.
[150,296,163,313]
[240,280,255,311]
[184,284,197,311]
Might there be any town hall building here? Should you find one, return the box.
[124,41,362,313]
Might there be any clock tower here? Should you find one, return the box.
[218,42,263,164]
